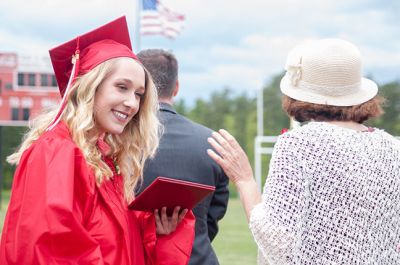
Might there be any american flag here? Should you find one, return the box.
[140,0,185,39]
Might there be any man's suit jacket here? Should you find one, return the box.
[140,103,229,265]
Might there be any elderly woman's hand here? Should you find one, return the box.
[154,206,188,235]
[207,129,261,221]
[207,129,254,185]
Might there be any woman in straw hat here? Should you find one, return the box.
[207,38,400,264]
[0,17,194,265]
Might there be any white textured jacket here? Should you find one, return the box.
[250,122,400,265]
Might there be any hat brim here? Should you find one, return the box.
[280,75,378,106]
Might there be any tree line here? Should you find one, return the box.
[1,73,399,190]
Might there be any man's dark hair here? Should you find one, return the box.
[137,49,178,99]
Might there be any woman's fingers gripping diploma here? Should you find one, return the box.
[155,206,188,235]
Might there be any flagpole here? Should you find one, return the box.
[134,0,142,52]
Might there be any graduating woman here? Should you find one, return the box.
[0,17,194,264]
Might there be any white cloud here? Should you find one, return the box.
[362,46,400,68]
[177,35,308,94]
[0,28,50,56]
[0,0,134,22]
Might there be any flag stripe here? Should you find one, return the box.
[140,0,184,39]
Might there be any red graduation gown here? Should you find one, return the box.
[0,122,194,264]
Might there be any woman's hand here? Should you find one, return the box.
[155,206,188,235]
[207,129,254,185]
[207,129,261,221]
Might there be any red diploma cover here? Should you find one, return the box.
[129,177,215,214]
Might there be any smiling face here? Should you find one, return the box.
[93,57,145,135]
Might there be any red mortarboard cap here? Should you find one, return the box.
[49,16,138,97]
[47,16,139,130]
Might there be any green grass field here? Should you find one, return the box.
[0,191,257,264]
[212,198,258,264]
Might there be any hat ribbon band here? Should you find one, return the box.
[297,79,361,97]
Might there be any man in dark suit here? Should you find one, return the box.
[137,49,229,265]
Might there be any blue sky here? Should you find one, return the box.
[1,0,399,105]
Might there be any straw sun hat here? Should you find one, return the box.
[280,38,378,106]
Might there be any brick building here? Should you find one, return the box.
[0,52,60,124]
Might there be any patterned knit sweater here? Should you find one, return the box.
[249,122,400,264]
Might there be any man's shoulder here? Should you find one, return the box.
[159,104,214,141]
[180,114,213,131]
[172,113,213,137]
[159,107,212,134]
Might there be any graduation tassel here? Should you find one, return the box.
[46,39,81,131]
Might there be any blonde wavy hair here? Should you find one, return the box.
[7,58,160,201]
